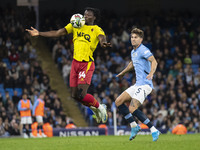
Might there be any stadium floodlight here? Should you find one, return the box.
[17,0,38,6]
[17,0,39,29]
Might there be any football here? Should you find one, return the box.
[70,14,85,28]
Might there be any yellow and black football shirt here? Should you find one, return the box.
[65,23,105,62]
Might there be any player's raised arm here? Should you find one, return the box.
[146,55,158,80]
[98,34,111,48]
[26,27,68,37]
[116,61,134,78]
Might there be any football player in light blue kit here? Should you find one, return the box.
[115,28,160,141]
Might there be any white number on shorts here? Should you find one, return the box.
[79,71,86,79]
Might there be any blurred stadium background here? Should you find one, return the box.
[0,0,200,138]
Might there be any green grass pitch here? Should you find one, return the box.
[0,134,199,150]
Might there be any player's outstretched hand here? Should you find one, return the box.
[102,42,111,48]
[26,27,39,36]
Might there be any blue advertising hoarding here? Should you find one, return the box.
[53,127,106,137]
[53,126,168,137]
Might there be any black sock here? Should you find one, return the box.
[23,124,26,133]
[28,124,32,135]
[37,125,40,133]
[39,125,43,132]
[133,109,153,128]
[118,104,135,123]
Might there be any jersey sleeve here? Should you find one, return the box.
[32,100,39,115]
[95,26,105,37]
[64,23,73,34]
[18,101,22,111]
[142,48,153,59]
[29,100,33,110]
[18,100,26,111]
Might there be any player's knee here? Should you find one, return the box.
[77,88,84,100]
[115,97,123,107]
[71,88,86,101]
[75,88,87,101]
[115,99,120,107]
[129,106,137,113]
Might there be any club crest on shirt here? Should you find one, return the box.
[132,52,137,58]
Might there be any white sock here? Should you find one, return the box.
[150,126,157,133]
[130,121,137,128]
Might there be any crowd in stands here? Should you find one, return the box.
[43,10,200,132]
[0,6,72,137]
[0,5,199,137]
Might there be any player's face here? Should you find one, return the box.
[22,94,27,100]
[40,94,45,99]
[131,33,143,47]
[84,10,95,25]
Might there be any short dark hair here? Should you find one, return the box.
[22,93,28,96]
[40,91,46,96]
[84,7,101,24]
[131,28,144,38]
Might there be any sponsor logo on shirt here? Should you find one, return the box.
[77,32,91,42]
[144,50,150,54]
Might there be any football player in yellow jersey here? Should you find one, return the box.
[26,7,110,124]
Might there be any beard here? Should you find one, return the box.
[132,43,138,49]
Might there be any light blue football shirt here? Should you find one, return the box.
[131,44,154,88]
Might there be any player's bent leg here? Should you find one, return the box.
[129,99,141,141]
[77,85,99,107]
[129,107,141,141]
[115,91,132,107]
[71,87,79,101]
[75,84,106,123]
[115,93,141,140]
[78,87,104,123]
[133,109,154,128]
[129,99,141,114]
[71,86,90,106]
